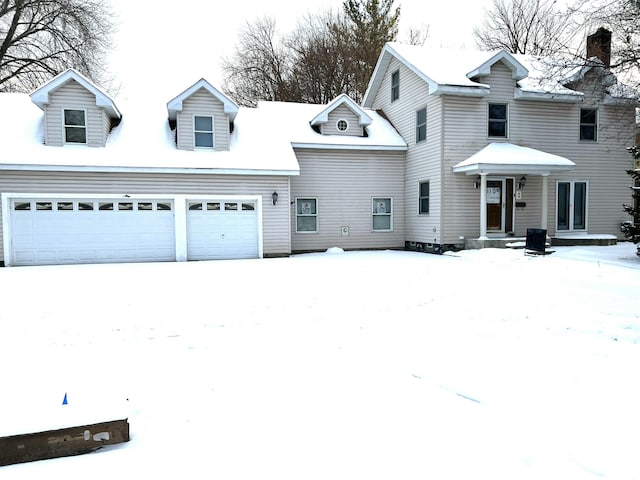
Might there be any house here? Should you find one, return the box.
[0,71,405,266]
[362,27,637,251]
[0,28,636,266]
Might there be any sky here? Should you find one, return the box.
[106,0,495,98]
[1,243,639,478]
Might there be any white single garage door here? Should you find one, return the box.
[8,198,176,266]
[187,199,259,260]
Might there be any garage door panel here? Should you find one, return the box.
[8,198,176,266]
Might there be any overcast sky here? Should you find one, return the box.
[106,0,495,98]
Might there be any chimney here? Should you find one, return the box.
[586,27,612,67]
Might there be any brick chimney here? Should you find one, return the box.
[586,27,612,67]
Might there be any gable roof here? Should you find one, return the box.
[310,94,372,127]
[30,69,121,119]
[362,43,584,107]
[166,78,239,122]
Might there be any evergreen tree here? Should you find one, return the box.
[621,145,640,252]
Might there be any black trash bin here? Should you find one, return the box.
[525,228,547,254]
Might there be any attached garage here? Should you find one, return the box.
[2,193,266,267]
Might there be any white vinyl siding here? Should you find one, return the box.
[43,80,110,147]
[177,88,230,151]
[290,148,405,252]
[0,171,292,262]
[322,104,362,136]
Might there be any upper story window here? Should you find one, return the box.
[419,181,429,214]
[336,119,349,132]
[580,108,598,141]
[391,70,400,102]
[416,107,427,143]
[488,103,508,138]
[64,109,86,144]
[372,197,393,231]
[194,115,214,148]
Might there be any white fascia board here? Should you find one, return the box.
[433,85,490,97]
[514,88,583,103]
[467,51,529,81]
[291,142,407,151]
[0,164,299,176]
[167,79,239,121]
[452,163,575,175]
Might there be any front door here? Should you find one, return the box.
[557,181,587,231]
[486,178,514,233]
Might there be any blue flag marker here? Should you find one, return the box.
[62,393,68,405]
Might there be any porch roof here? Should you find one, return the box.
[452,142,576,175]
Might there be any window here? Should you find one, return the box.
[488,103,508,137]
[419,181,429,214]
[64,109,86,144]
[416,107,427,143]
[336,119,349,132]
[391,70,400,102]
[296,198,317,233]
[372,197,392,231]
[194,115,214,148]
[580,108,597,141]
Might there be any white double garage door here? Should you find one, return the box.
[2,194,262,266]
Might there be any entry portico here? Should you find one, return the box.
[453,143,576,240]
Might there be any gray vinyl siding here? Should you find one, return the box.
[440,61,635,243]
[0,171,291,258]
[370,56,444,245]
[290,148,405,251]
[176,89,230,151]
[323,105,363,136]
[43,80,109,147]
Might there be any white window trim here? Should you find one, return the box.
[193,115,215,149]
[62,108,87,145]
[336,119,349,132]
[555,180,589,233]
[487,102,509,139]
[372,196,393,232]
[295,197,318,234]
[418,180,429,215]
[579,108,598,142]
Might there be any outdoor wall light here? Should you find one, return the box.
[474,176,481,189]
[272,191,279,205]
[518,175,527,190]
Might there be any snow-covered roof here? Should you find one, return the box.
[452,142,576,175]
[363,43,585,107]
[310,94,372,127]
[166,78,239,122]
[30,69,121,119]
[0,90,405,175]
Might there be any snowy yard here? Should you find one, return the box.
[1,243,639,479]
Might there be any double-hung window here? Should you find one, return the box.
[579,108,597,141]
[488,103,508,138]
[194,115,214,148]
[296,198,318,233]
[391,70,400,102]
[64,109,87,144]
[372,197,392,231]
[419,181,429,214]
[416,107,427,143]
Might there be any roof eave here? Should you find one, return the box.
[453,163,576,175]
[514,88,583,103]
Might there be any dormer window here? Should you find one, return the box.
[336,119,349,132]
[194,115,214,149]
[64,109,87,144]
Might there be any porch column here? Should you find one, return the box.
[541,174,549,230]
[479,173,488,239]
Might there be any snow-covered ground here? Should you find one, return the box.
[1,243,639,479]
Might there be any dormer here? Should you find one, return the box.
[310,94,372,137]
[167,79,239,152]
[30,69,121,147]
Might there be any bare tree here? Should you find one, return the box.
[403,23,430,46]
[221,17,295,107]
[473,0,574,55]
[0,0,114,92]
